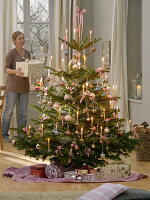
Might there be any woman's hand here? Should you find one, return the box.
[15,69,24,77]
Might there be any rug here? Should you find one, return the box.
[3,164,148,183]
[0,191,85,200]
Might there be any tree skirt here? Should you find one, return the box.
[3,164,148,183]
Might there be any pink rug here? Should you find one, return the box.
[3,164,148,183]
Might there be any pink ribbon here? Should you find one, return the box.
[76,7,87,41]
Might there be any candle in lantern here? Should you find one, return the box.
[137,85,142,99]
[90,30,92,41]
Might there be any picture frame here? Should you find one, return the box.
[102,41,111,66]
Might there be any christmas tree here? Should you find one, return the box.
[14,8,138,169]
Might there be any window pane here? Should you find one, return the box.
[30,0,49,23]
[17,23,24,32]
[17,0,24,22]
[30,24,49,55]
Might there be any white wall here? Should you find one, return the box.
[80,0,114,68]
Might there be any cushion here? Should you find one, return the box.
[114,188,150,200]
[77,183,130,200]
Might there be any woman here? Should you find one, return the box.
[2,31,30,142]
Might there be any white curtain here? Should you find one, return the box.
[110,0,129,130]
[50,0,78,71]
[0,0,17,85]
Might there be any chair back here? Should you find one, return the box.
[0,86,6,150]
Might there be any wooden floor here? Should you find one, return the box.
[0,150,150,192]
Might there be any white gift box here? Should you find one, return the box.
[97,164,130,180]
[64,170,99,182]
[16,60,44,77]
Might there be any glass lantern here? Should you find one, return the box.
[131,69,142,100]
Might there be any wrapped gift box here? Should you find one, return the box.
[64,170,99,182]
[31,165,47,178]
[16,60,44,77]
[97,164,130,180]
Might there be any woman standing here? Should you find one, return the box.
[2,31,30,142]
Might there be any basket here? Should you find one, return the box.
[136,134,150,161]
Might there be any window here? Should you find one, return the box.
[17,0,50,63]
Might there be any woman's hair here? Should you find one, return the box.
[12,31,24,44]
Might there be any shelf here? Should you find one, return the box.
[128,98,142,104]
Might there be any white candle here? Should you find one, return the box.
[28,125,31,136]
[90,30,92,41]
[137,85,142,99]
[47,138,50,151]
[61,58,64,70]
[66,29,68,40]
[102,57,105,67]
[39,77,43,89]
[73,29,76,40]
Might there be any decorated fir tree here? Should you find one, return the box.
[14,8,138,170]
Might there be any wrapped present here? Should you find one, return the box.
[16,60,44,77]
[64,170,99,182]
[31,165,46,178]
[76,168,97,174]
[97,164,130,180]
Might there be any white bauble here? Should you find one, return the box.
[64,94,72,100]
[64,114,73,121]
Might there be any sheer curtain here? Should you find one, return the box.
[49,0,78,71]
[0,0,17,85]
[110,0,129,130]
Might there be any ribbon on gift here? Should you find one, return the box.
[76,7,87,41]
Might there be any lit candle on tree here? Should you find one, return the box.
[28,125,31,136]
[102,56,105,67]
[39,77,43,89]
[76,109,79,123]
[103,108,106,120]
[41,124,44,136]
[100,126,103,137]
[73,29,76,40]
[129,120,132,131]
[82,84,85,93]
[90,30,92,41]
[47,138,50,151]
[80,127,84,141]
[61,58,64,70]
[91,116,94,127]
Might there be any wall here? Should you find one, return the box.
[80,0,114,68]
